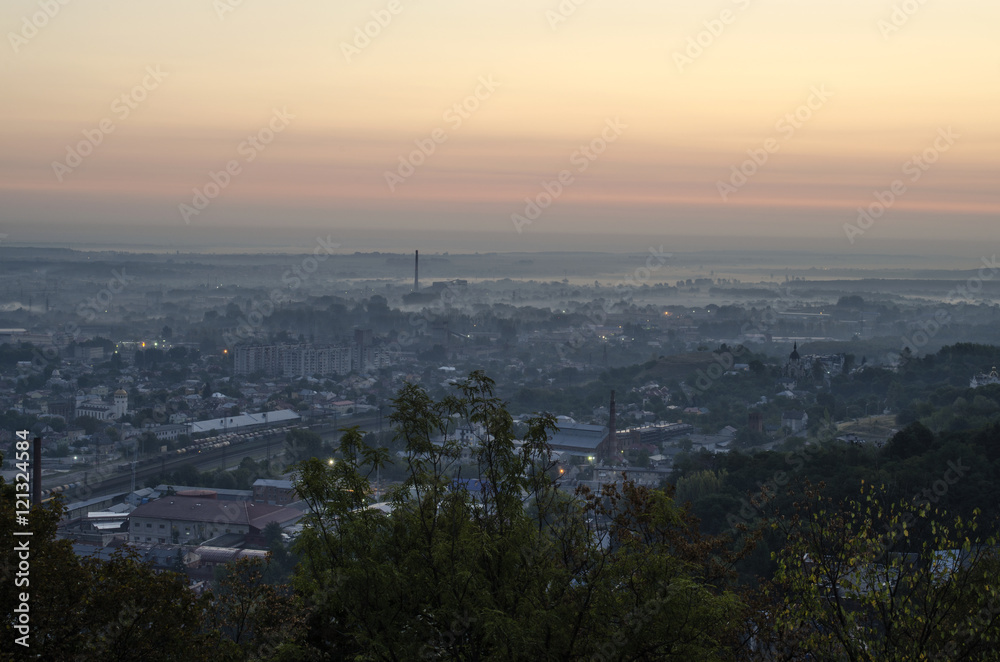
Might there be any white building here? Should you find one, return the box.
[971,367,1000,388]
[188,409,300,435]
[781,410,808,433]
[75,389,128,421]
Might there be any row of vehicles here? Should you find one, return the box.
[173,425,296,456]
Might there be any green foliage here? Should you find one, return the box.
[675,468,729,505]
[73,415,101,435]
[207,556,306,661]
[1,491,215,660]
[887,421,936,459]
[290,371,746,659]
[765,483,1000,660]
[152,454,276,491]
[284,428,323,464]
[50,441,70,458]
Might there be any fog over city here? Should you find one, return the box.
[3,1,1000,659]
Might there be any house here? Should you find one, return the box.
[781,410,808,433]
[252,478,298,506]
[126,487,157,507]
[331,400,355,415]
[971,367,1000,389]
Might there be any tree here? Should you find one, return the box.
[263,521,283,549]
[284,428,323,464]
[1,469,216,660]
[138,431,160,456]
[290,371,747,659]
[172,548,187,575]
[73,415,101,435]
[207,556,305,661]
[886,421,935,459]
[635,448,651,467]
[760,483,1000,661]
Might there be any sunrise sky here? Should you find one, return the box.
[1,0,998,251]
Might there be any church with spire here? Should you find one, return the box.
[783,342,810,379]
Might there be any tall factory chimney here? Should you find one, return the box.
[414,250,419,291]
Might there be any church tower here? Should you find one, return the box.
[113,389,128,418]
[784,342,806,379]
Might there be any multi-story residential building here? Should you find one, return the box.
[234,338,382,377]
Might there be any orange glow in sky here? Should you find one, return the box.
[1,0,998,247]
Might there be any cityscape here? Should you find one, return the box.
[2,1,1000,660]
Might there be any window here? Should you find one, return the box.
[159,538,165,543]
[159,524,165,529]
[146,523,152,528]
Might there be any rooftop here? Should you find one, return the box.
[189,409,299,434]
[130,495,302,530]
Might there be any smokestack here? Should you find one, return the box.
[32,436,42,507]
[414,250,419,291]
